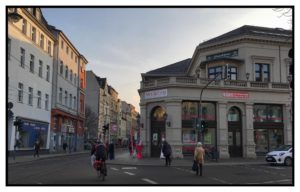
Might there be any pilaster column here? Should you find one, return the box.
[139,103,149,157]
[283,104,292,145]
[217,101,230,159]
[165,99,183,158]
[244,103,256,158]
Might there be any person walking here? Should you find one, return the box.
[162,139,172,166]
[33,140,40,158]
[194,142,205,176]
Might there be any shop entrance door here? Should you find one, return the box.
[150,106,166,157]
[228,107,243,157]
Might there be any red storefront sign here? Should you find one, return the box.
[223,91,249,99]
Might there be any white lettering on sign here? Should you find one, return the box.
[144,89,167,99]
[223,91,249,99]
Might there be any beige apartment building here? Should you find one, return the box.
[139,25,293,159]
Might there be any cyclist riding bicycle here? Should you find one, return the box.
[93,140,108,176]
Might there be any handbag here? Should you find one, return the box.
[160,150,165,159]
[192,160,198,171]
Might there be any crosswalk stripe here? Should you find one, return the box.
[142,178,158,184]
[110,167,119,171]
[124,171,135,176]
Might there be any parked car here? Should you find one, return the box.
[265,145,293,166]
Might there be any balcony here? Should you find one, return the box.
[140,77,290,91]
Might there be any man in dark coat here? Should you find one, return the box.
[162,140,172,166]
[94,140,107,176]
[33,140,40,157]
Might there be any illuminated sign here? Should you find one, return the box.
[223,91,249,99]
[144,89,167,99]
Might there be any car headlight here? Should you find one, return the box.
[279,152,285,156]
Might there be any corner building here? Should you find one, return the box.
[139,25,292,159]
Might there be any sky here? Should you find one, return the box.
[40,7,292,112]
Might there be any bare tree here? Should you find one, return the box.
[84,106,99,140]
[273,8,292,28]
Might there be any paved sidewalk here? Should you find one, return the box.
[8,148,266,167]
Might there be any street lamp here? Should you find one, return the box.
[196,70,222,143]
[246,72,250,81]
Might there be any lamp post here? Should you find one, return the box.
[195,70,222,143]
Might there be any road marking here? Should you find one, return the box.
[110,167,119,171]
[142,178,158,184]
[122,167,137,170]
[124,171,135,176]
[209,177,231,184]
[262,179,292,184]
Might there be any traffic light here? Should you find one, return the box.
[201,120,208,133]
[102,123,109,134]
[14,119,23,131]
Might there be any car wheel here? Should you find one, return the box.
[284,157,292,166]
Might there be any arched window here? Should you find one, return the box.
[228,107,240,122]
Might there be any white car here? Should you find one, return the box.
[265,145,293,166]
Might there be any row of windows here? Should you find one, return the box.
[60,40,78,63]
[207,63,270,82]
[18,47,51,82]
[181,102,282,123]
[59,61,78,85]
[18,82,49,110]
[21,18,52,56]
[58,87,77,110]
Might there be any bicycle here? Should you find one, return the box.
[93,159,106,181]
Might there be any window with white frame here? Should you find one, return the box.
[22,19,27,35]
[208,66,222,80]
[28,87,33,106]
[30,54,34,73]
[255,63,270,82]
[31,27,36,43]
[18,83,24,103]
[46,65,50,81]
[59,88,62,103]
[20,48,25,68]
[45,94,49,110]
[65,91,68,105]
[37,91,41,108]
[40,34,44,49]
[38,60,43,78]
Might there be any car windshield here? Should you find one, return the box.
[275,145,292,151]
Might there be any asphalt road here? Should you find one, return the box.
[7,153,293,185]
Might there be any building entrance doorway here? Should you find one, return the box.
[150,106,166,157]
[228,107,243,157]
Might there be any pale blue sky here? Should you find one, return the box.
[41,8,292,112]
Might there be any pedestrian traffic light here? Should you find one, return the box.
[201,120,208,133]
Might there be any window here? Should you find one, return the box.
[66,46,69,54]
[38,60,43,77]
[28,87,33,106]
[59,88,62,103]
[46,65,50,81]
[74,74,77,85]
[61,40,64,49]
[255,63,270,82]
[40,34,44,49]
[65,66,68,79]
[30,54,35,73]
[60,61,63,75]
[37,91,41,108]
[254,104,283,122]
[75,56,77,63]
[47,40,51,55]
[208,66,222,80]
[18,83,24,103]
[69,94,72,107]
[70,70,73,82]
[227,66,237,80]
[71,52,73,59]
[45,94,49,110]
[31,27,36,42]
[8,38,11,60]
[22,19,27,35]
[65,91,68,105]
[20,48,25,67]
[73,96,76,109]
